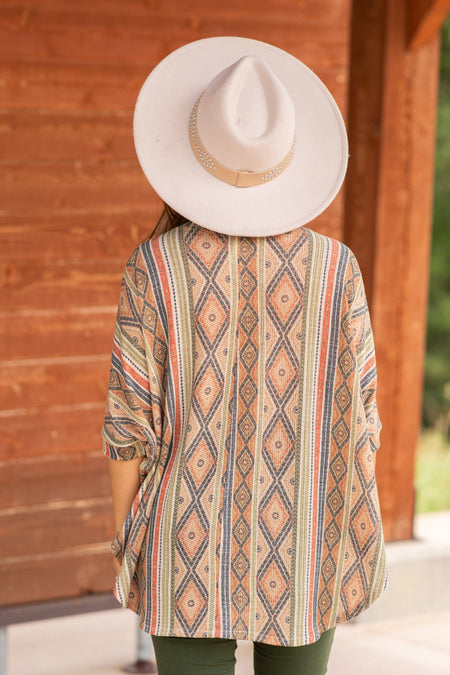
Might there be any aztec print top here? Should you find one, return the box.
[101,222,388,647]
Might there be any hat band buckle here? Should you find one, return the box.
[189,94,296,188]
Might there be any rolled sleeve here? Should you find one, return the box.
[101,251,156,461]
[101,439,147,461]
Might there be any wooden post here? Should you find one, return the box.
[344,0,443,540]
[408,0,450,49]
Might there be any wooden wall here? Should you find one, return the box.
[0,0,352,605]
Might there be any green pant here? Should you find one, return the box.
[151,627,336,675]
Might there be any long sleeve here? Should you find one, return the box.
[101,248,163,462]
[348,253,382,452]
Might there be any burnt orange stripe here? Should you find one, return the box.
[149,235,183,632]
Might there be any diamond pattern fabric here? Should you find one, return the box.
[101,222,388,646]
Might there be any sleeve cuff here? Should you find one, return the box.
[102,438,147,460]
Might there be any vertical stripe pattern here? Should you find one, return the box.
[101,223,388,646]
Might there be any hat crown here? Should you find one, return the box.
[196,56,296,172]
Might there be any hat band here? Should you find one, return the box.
[189,94,296,188]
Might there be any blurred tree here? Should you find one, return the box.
[423,17,450,436]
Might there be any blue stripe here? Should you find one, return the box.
[111,350,151,406]
[220,359,238,636]
[312,242,349,634]
[361,364,376,390]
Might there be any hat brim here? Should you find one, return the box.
[133,36,348,237]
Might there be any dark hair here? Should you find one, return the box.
[140,202,190,242]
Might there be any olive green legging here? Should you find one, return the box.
[151,626,336,675]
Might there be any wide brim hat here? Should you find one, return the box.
[133,36,349,237]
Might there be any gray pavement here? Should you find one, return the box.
[4,510,450,674]
[5,608,450,674]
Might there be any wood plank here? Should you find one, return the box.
[0,358,110,410]
[0,9,349,68]
[1,404,107,460]
[0,546,115,605]
[1,151,348,215]
[345,0,440,540]
[2,0,349,20]
[0,60,346,111]
[0,498,115,558]
[0,212,160,260]
[0,61,148,111]
[0,258,126,310]
[2,237,322,306]
[0,208,342,260]
[0,452,111,509]
[0,308,115,360]
[408,0,450,48]
[0,110,135,161]
[0,161,154,213]
[0,208,346,305]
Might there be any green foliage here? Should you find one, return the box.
[440,16,450,81]
[423,17,450,435]
[415,430,450,513]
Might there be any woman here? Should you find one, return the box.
[101,36,388,675]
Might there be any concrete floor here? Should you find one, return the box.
[4,608,450,675]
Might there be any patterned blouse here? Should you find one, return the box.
[101,222,388,647]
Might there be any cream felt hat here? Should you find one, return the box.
[133,36,349,237]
